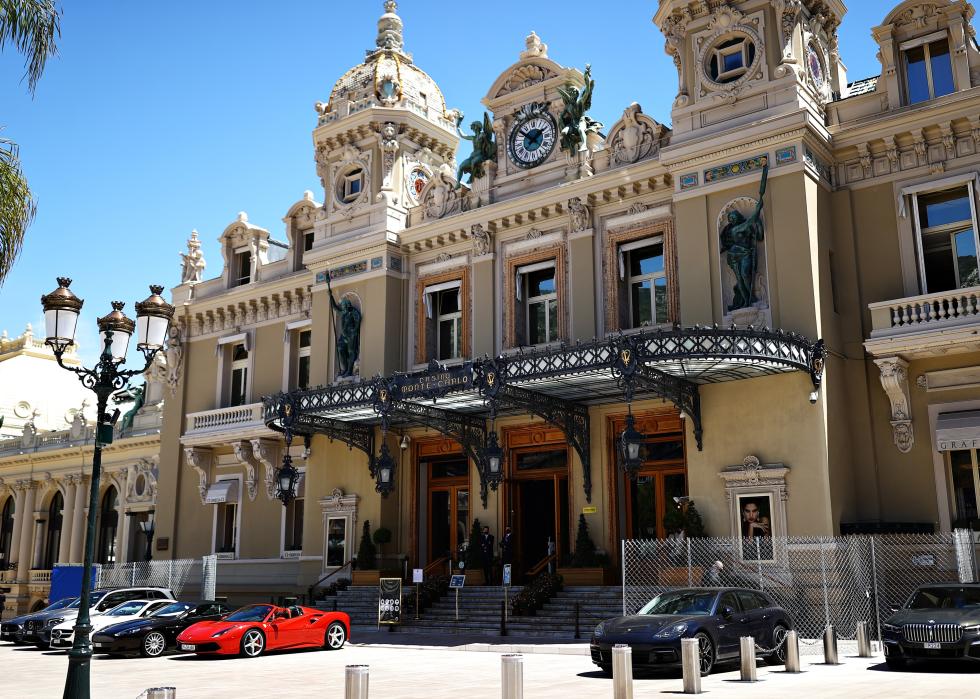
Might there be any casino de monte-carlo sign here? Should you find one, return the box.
[394,362,473,401]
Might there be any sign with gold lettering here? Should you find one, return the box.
[395,364,473,400]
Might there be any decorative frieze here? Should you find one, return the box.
[704,153,768,185]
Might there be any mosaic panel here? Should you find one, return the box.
[804,147,833,183]
[775,146,797,166]
[679,173,699,190]
[704,154,768,184]
[371,256,383,270]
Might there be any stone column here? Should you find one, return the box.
[31,511,45,569]
[68,477,87,563]
[113,492,128,564]
[7,488,24,570]
[15,483,35,582]
[57,479,75,565]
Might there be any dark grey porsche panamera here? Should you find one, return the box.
[591,588,793,676]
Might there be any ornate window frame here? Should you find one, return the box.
[719,456,789,564]
[319,488,359,574]
[603,219,679,333]
[694,10,768,100]
[415,267,471,365]
[504,245,566,350]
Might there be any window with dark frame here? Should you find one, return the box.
[229,343,249,407]
[296,329,312,389]
[420,278,465,363]
[621,239,668,328]
[519,265,558,346]
[904,37,954,104]
[235,250,251,286]
[914,186,980,293]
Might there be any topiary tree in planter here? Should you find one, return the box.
[570,514,597,567]
[357,520,377,570]
[372,526,392,564]
[663,499,707,538]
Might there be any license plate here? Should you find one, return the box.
[93,643,104,648]
[924,642,941,650]
[180,644,196,651]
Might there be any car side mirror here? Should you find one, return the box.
[721,606,734,619]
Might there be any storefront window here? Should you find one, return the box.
[949,449,980,528]
[326,517,347,567]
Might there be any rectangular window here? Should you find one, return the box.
[904,38,955,104]
[214,485,239,557]
[518,263,558,346]
[913,185,980,293]
[283,482,304,554]
[420,278,465,363]
[229,343,249,407]
[235,250,251,286]
[948,449,980,528]
[296,330,312,389]
[343,169,364,203]
[621,239,668,328]
[303,231,314,252]
[326,517,347,567]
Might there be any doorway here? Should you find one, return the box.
[425,456,469,565]
[507,446,569,578]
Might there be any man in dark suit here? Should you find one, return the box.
[480,526,495,585]
[499,527,514,569]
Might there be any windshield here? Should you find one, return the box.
[224,606,272,623]
[639,591,717,616]
[107,602,147,616]
[67,591,107,610]
[150,602,193,618]
[45,598,78,612]
[908,587,980,610]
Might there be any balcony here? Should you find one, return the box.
[182,402,269,443]
[866,287,980,358]
[29,569,51,584]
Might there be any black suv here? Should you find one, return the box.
[882,583,980,668]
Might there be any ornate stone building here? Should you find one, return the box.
[0,328,163,614]
[155,0,980,599]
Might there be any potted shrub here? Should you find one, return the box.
[463,518,485,585]
[373,526,392,569]
[659,499,707,585]
[352,520,381,585]
[557,515,607,586]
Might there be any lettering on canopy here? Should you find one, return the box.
[395,364,473,401]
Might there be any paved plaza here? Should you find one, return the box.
[2,636,978,699]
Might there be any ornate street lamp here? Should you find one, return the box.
[276,453,300,506]
[138,512,155,561]
[374,440,396,496]
[483,429,503,488]
[41,278,173,699]
[619,410,645,478]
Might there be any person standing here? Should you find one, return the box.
[480,526,495,585]
[499,527,514,569]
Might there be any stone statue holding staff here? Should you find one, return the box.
[327,274,362,378]
[720,161,769,312]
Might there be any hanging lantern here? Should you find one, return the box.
[375,441,396,496]
[276,454,299,506]
[619,412,645,476]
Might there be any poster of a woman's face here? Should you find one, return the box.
[738,494,773,560]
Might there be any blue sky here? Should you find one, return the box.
[1,1,892,366]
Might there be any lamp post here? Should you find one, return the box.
[41,278,173,699]
[138,512,155,562]
[619,410,645,478]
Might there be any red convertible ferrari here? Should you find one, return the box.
[175,604,350,658]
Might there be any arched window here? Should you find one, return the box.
[0,496,14,568]
[43,491,64,569]
[97,487,119,565]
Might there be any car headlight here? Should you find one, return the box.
[593,623,605,638]
[46,618,64,627]
[882,623,901,634]
[655,623,689,638]
[211,625,240,638]
[117,627,144,636]
[963,624,980,635]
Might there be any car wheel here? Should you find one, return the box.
[141,631,167,658]
[695,632,715,676]
[240,629,265,658]
[765,624,789,666]
[885,656,906,671]
[324,622,347,651]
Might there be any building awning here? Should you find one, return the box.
[936,410,980,451]
[204,481,239,504]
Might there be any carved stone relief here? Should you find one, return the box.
[874,357,914,453]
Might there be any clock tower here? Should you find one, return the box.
[482,32,590,202]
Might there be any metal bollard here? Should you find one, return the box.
[739,637,757,682]
[612,644,634,699]
[823,625,839,665]
[144,689,176,699]
[856,621,872,658]
[501,653,523,699]
[785,630,801,673]
[345,665,369,699]
[681,638,701,694]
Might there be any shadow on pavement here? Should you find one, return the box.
[866,660,980,674]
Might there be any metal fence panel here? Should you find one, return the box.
[96,558,198,597]
[622,533,972,656]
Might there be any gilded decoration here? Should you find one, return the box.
[503,245,567,349]
[603,218,679,333]
[414,266,471,365]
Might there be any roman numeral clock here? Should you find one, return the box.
[507,102,557,169]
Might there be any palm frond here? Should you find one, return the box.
[0,137,34,286]
[0,0,61,95]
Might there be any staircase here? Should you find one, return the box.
[318,585,623,640]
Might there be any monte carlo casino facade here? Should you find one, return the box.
[153,0,980,598]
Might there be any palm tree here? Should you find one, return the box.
[0,0,61,286]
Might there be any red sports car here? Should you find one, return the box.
[175,604,350,658]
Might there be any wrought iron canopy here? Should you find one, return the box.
[263,325,825,501]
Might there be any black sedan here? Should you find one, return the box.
[882,583,980,668]
[0,597,77,645]
[92,601,232,657]
[591,588,793,676]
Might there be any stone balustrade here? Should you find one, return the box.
[869,287,980,337]
[184,403,265,436]
[29,569,51,583]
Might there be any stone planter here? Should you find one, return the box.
[351,570,381,586]
[464,569,485,586]
[557,567,606,586]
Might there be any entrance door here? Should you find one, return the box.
[508,447,569,577]
[426,456,469,565]
[624,429,687,540]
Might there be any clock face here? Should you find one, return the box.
[508,114,557,169]
[807,44,824,87]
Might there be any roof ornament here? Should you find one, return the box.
[520,31,548,60]
[376,0,404,52]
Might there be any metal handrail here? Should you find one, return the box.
[308,560,353,600]
[424,556,449,577]
[526,553,557,577]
